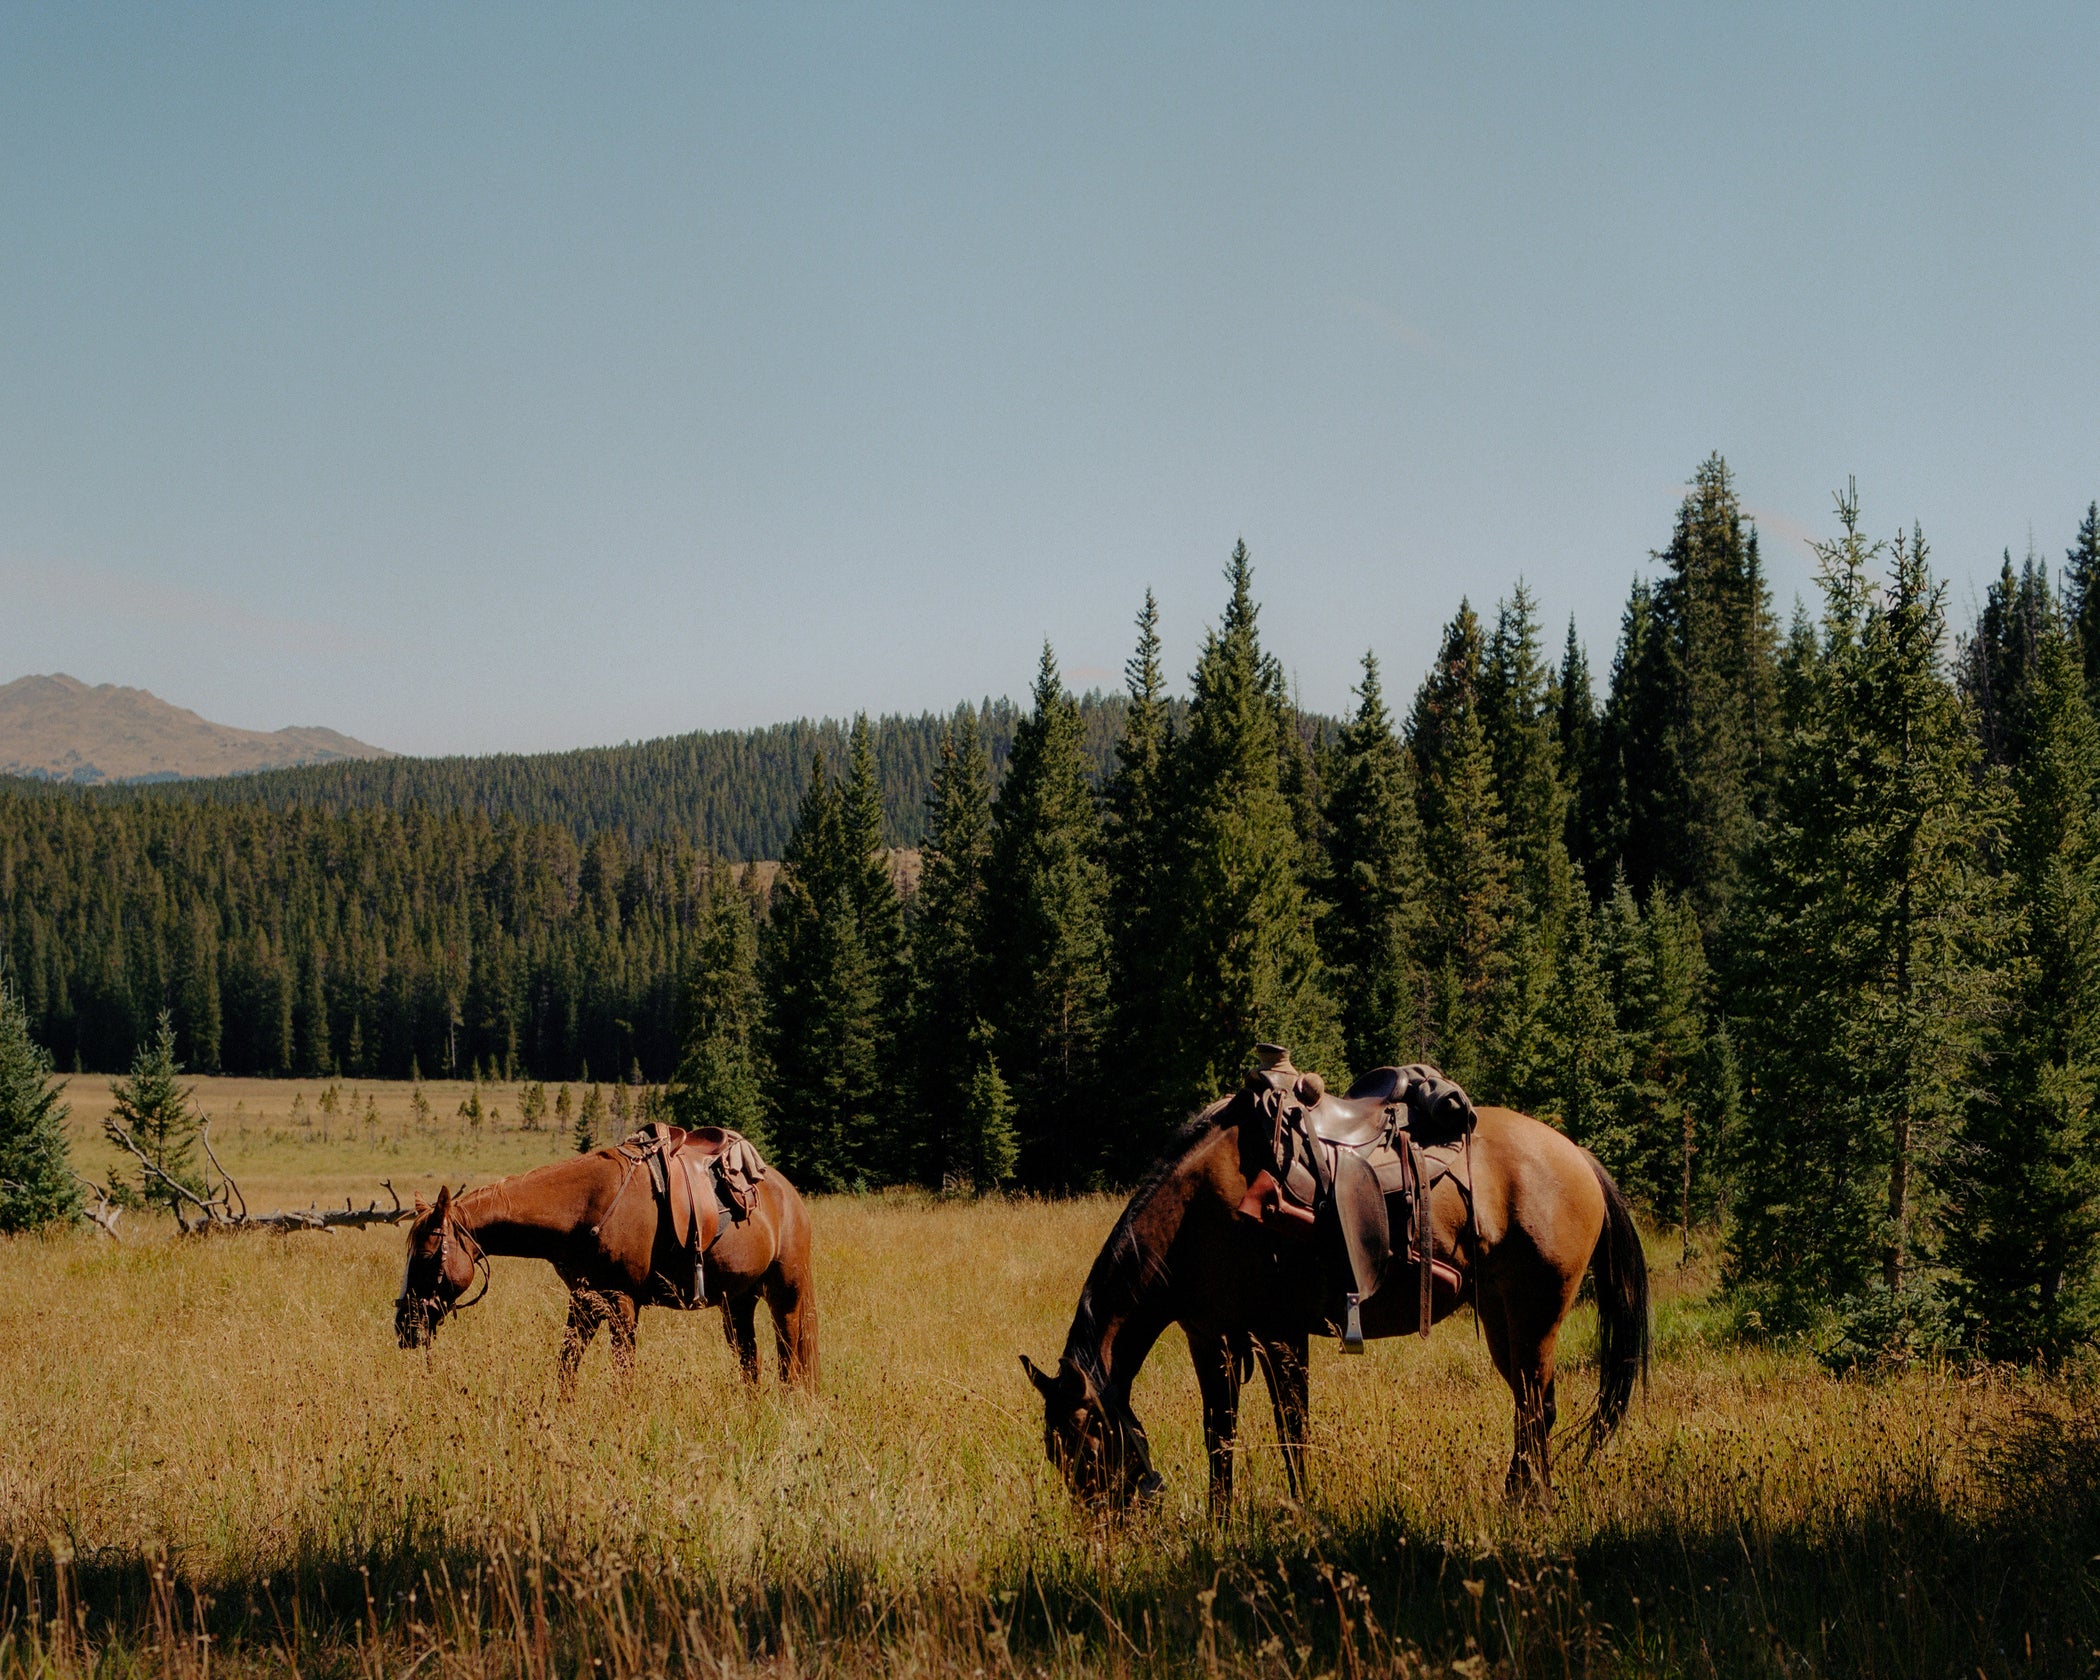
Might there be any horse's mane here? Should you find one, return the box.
[1063,1092,1237,1390]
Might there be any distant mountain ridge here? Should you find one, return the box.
[2,694,1241,859]
[0,673,394,785]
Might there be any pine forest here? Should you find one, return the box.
[6,458,2100,1359]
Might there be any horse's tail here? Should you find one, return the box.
[1583,1151,1649,1448]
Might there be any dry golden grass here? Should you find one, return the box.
[2,1079,2094,1677]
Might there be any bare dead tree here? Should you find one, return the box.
[99,1119,410,1236]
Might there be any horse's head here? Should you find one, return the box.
[395,1186,482,1349]
[1020,1353,1163,1509]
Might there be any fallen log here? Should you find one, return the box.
[95,1120,412,1235]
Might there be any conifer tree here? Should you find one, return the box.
[1539,894,1628,1151]
[1611,885,1711,1216]
[760,755,886,1189]
[575,1083,603,1153]
[105,1011,205,1215]
[1479,585,1579,1106]
[2065,501,2100,700]
[1408,602,1511,1092]
[1322,653,1427,1072]
[667,874,769,1151]
[1588,459,1780,922]
[986,645,1112,1185]
[1163,544,1342,1104]
[1482,583,1575,931]
[1776,600,1822,737]
[910,704,995,1184]
[1102,593,1179,1169]
[1555,618,1598,868]
[0,978,81,1232]
[1945,617,2100,1361]
[1728,496,1995,1348]
[965,1048,1020,1190]
[842,715,908,993]
[1577,582,1663,897]
[1959,551,2055,766]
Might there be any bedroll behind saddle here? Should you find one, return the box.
[618,1123,767,1306]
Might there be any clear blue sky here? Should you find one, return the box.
[4,5,2095,755]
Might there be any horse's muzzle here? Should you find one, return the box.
[395,1297,440,1350]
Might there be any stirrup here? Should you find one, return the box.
[1342,1292,1365,1354]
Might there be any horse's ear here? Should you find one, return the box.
[1020,1354,1055,1396]
[433,1185,451,1213]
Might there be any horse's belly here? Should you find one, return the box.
[1347,1266,1468,1342]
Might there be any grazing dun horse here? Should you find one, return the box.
[1024,1064,1647,1511]
[395,1133,817,1390]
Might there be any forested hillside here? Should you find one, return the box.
[0,795,717,1084]
[7,463,2100,1361]
[25,697,1154,856]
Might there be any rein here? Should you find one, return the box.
[438,1205,491,1313]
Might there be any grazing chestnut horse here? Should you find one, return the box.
[395,1141,817,1391]
[1022,1074,1647,1511]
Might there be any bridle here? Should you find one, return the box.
[441,1207,491,1313]
[404,1199,490,1328]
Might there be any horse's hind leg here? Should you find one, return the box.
[1185,1327,1243,1518]
[558,1288,609,1398]
[721,1290,761,1382]
[1253,1331,1310,1504]
[1481,1284,1560,1503]
[763,1266,818,1391]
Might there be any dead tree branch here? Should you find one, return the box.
[65,1171,123,1239]
[102,1118,410,1236]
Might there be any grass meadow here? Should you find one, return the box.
[0,1077,2092,1678]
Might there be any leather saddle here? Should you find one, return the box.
[618,1123,767,1307]
[1236,1047,1474,1349]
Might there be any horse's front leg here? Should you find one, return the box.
[1185,1327,1243,1518]
[607,1294,640,1378]
[721,1289,761,1382]
[558,1288,608,1398]
[1254,1331,1310,1503]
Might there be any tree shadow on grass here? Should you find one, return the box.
[10,1408,2097,1678]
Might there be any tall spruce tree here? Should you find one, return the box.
[1728,496,1996,1348]
[1102,594,1180,1170]
[1322,652,1427,1073]
[842,715,908,990]
[1945,616,2100,1360]
[1482,583,1576,931]
[910,704,996,1186]
[759,756,886,1189]
[1959,551,2056,767]
[1407,602,1511,1093]
[1163,543,1342,1103]
[105,1011,206,1216]
[1556,618,1599,869]
[666,871,769,1152]
[0,977,81,1232]
[1480,585,1579,1108]
[1579,581,1666,897]
[1590,458,1780,922]
[985,646,1112,1187]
